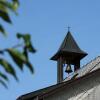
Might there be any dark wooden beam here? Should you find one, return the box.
[57,57,63,83]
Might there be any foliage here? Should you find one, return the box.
[0,0,36,88]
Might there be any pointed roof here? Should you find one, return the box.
[51,31,87,60]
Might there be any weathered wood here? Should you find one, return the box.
[57,57,63,83]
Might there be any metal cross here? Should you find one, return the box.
[68,26,70,32]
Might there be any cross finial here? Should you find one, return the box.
[68,26,70,32]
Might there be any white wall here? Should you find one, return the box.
[44,71,100,100]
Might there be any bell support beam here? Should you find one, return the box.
[57,57,63,83]
[74,60,80,71]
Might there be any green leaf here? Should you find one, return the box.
[0,10,12,23]
[0,1,12,23]
[0,59,17,80]
[17,33,36,53]
[12,0,19,10]
[0,79,8,89]
[12,0,19,5]
[6,48,34,73]
[0,24,6,36]
[17,33,30,46]
[25,62,34,73]
[23,46,28,59]
[0,1,18,15]
[0,72,8,81]
[0,0,7,12]
[27,42,36,53]
[7,48,27,70]
[0,1,14,11]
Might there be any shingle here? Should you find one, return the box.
[51,31,87,60]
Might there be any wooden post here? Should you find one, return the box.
[57,57,63,83]
[74,60,80,71]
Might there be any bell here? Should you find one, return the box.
[65,64,72,73]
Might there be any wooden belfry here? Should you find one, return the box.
[51,30,88,83]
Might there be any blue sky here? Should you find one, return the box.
[0,0,100,100]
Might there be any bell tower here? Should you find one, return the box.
[51,30,88,83]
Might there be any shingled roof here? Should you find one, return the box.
[17,56,100,100]
[51,31,87,60]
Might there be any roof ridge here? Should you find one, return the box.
[81,56,100,69]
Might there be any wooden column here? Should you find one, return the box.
[57,57,63,83]
[74,60,80,71]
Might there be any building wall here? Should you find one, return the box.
[44,71,100,100]
[34,97,38,100]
